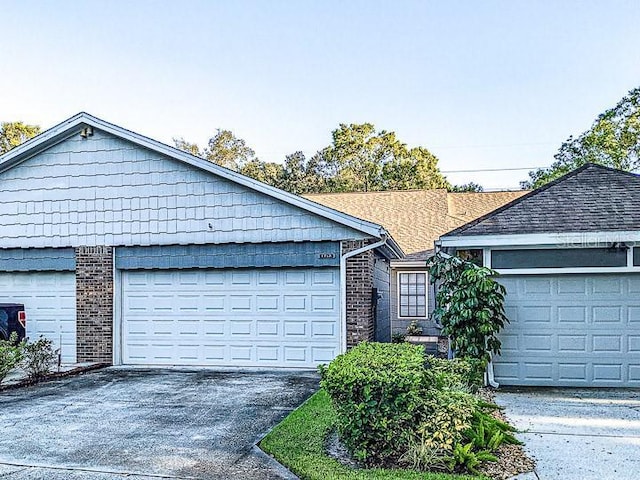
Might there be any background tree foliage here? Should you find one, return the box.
[0,122,41,155]
[523,86,640,189]
[175,122,455,194]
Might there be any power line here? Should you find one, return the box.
[441,166,544,174]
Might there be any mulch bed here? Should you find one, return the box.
[326,388,536,479]
[0,363,109,392]
[476,388,536,479]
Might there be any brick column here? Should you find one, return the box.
[75,246,114,363]
[342,240,375,348]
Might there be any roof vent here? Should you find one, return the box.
[80,126,94,139]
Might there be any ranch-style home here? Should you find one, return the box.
[0,112,403,368]
[439,164,640,387]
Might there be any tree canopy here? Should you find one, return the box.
[0,121,41,155]
[175,122,456,194]
[523,86,640,189]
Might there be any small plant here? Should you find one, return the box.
[447,442,497,474]
[21,336,58,379]
[0,332,25,382]
[406,320,423,336]
[399,434,448,472]
[391,332,406,343]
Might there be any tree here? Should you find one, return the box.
[279,151,325,194]
[0,121,41,155]
[174,129,256,171]
[238,159,284,187]
[426,252,509,363]
[315,123,450,192]
[450,182,484,192]
[523,86,640,189]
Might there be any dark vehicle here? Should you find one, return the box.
[0,303,26,341]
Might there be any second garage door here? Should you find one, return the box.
[121,267,341,367]
[0,272,77,363]
[494,273,640,387]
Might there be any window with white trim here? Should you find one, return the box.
[398,272,427,318]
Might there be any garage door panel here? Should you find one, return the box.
[0,272,76,363]
[121,267,340,367]
[496,273,640,387]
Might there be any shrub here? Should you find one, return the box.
[425,356,486,391]
[0,332,25,382]
[22,336,58,379]
[426,252,509,363]
[319,342,426,465]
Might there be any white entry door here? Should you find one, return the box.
[121,267,341,367]
[0,272,77,363]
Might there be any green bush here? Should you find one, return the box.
[319,342,427,466]
[425,356,486,391]
[22,336,58,379]
[0,332,25,382]
[321,343,515,474]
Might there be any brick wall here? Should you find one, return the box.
[342,240,375,347]
[75,246,114,363]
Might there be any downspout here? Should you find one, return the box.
[340,234,389,353]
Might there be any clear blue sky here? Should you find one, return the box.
[1,0,639,189]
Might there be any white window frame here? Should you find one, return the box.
[396,270,428,319]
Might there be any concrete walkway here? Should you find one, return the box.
[496,388,640,479]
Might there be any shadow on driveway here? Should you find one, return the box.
[495,388,640,479]
[0,367,319,479]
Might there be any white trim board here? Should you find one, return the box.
[438,231,640,248]
[0,112,403,259]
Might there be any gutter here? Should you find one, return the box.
[339,233,390,353]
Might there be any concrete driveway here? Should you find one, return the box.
[0,368,319,479]
[495,388,640,479]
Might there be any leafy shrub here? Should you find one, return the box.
[319,342,426,465]
[426,252,509,362]
[425,356,486,391]
[21,336,58,379]
[0,332,25,382]
[321,343,518,473]
[417,390,477,453]
[391,332,406,343]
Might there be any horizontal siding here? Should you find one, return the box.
[116,242,340,270]
[0,248,75,272]
[0,129,366,248]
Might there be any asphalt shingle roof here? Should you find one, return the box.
[305,189,526,257]
[444,164,640,237]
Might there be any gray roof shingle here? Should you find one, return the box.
[443,164,640,237]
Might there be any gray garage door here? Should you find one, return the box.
[494,274,640,387]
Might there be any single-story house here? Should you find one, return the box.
[306,189,526,340]
[438,164,640,387]
[0,112,404,368]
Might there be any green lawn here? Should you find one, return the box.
[259,389,480,480]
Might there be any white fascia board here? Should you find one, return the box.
[0,112,402,252]
[496,266,640,276]
[438,231,640,248]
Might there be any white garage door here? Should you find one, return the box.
[121,267,341,367]
[0,272,77,363]
[495,274,640,387]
